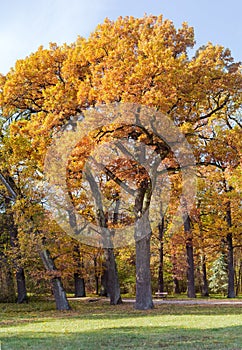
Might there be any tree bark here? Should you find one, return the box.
[73,245,86,297]
[235,261,241,296]
[100,264,108,296]
[134,179,154,310]
[135,233,154,309]
[7,202,28,304]
[105,248,122,304]
[201,254,209,297]
[183,213,196,298]
[158,219,165,293]
[0,257,16,302]
[93,257,99,295]
[74,273,86,297]
[173,277,180,294]
[85,167,122,305]
[16,267,28,303]
[227,233,236,298]
[40,249,71,310]
[226,201,236,298]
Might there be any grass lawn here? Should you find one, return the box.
[0,298,242,350]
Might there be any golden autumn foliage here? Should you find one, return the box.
[0,14,241,297]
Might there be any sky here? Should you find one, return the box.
[0,0,241,74]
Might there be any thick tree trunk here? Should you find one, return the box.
[134,179,153,310]
[0,258,16,302]
[73,245,86,297]
[104,248,122,305]
[40,249,71,310]
[16,267,28,303]
[99,234,122,304]
[8,204,28,304]
[0,177,27,302]
[100,266,108,296]
[183,214,196,298]
[135,210,153,310]
[226,201,236,298]
[135,235,154,309]
[74,273,86,297]
[85,168,122,305]
[201,254,209,297]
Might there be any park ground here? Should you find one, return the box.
[0,297,242,350]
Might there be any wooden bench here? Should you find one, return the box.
[154,292,168,299]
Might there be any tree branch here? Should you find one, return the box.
[0,173,17,200]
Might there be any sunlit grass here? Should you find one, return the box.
[0,299,242,349]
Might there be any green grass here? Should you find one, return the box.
[0,299,242,350]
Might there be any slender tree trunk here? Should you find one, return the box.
[95,275,99,295]
[235,261,241,296]
[201,254,209,297]
[183,213,196,298]
[158,219,165,293]
[227,233,235,298]
[73,245,86,297]
[93,257,99,295]
[40,249,71,310]
[226,201,236,298]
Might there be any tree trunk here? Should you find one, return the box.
[0,258,16,302]
[227,233,235,298]
[74,273,86,297]
[85,168,122,305]
[100,265,108,296]
[94,257,99,295]
[40,249,71,310]
[201,254,209,297]
[183,213,196,298]
[173,277,180,294]
[235,261,241,296]
[134,179,153,310]
[226,201,235,298]
[73,244,86,297]
[135,233,154,309]
[16,267,28,303]
[0,177,27,302]
[104,248,122,305]
[158,219,165,293]
[7,203,28,304]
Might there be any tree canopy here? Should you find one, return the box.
[0,14,241,309]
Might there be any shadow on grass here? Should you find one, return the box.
[1,325,242,350]
[1,300,242,327]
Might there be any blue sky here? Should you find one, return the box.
[0,0,241,74]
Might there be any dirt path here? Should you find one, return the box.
[69,297,242,306]
[122,298,242,305]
